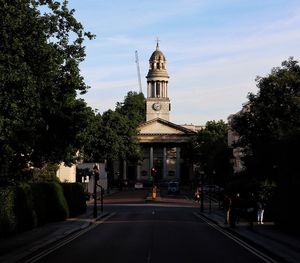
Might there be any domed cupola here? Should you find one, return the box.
[145,42,171,122]
[146,42,169,79]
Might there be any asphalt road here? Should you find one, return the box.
[36,190,273,263]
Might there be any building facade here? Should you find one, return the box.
[60,43,201,186]
[136,43,197,184]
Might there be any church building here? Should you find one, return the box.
[59,43,201,188]
[135,43,199,184]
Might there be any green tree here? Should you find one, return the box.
[82,92,144,164]
[116,91,145,127]
[232,57,300,182]
[232,57,300,227]
[191,120,232,186]
[80,92,143,188]
[0,0,94,180]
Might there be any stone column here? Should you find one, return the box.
[164,82,167,97]
[163,147,167,179]
[150,146,153,179]
[166,82,168,97]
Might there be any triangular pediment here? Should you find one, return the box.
[138,118,195,135]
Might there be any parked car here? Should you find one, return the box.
[167,181,180,194]
[134,181,144,190]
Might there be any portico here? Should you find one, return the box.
[137,117,195,183]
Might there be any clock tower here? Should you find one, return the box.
[146,42,170,121]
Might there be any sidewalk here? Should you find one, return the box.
[0,205,109,263]
[200,204,300,263]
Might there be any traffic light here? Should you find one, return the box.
[151,167,157,177]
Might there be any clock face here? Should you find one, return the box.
[152,103,161,111]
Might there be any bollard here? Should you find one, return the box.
[152,186,157,199]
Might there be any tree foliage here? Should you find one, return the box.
[0,0,94,179]
[191,120,232,186]
[231,58,300,226]
[232,57,300,182]
[82,92,145,164]
[116,91,145,127]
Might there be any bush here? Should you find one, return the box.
[61,183,87,217]
[14,183,37,231]
[0,187,16,235]
[31,182,69,225]
[1,182,71,235]
[30,183,47,225]
[31,163,60,183]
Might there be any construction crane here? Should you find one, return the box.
[135,50,143,93]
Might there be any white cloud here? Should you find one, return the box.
[72,0,300,124]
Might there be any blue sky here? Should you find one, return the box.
[69,0,300,125]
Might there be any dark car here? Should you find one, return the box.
[167,181,180,194]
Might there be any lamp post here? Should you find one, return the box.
[200,171,204,212]
[93,164,99,218]
[209,170,216,213]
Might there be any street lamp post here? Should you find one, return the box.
[99,184,104,213]
[200,171,204,212]
[209,170,216,213]
[93,164,99,218]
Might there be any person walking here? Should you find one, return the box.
[194,188,201,203]
[247,193,257,229]
[257,199,265,224]
[223,195,231,225]
[230,192,241,228]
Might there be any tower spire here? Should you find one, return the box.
[146,41,170,122]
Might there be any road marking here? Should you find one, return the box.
[22,212,116,263]
[147,249,152,263]
[106,203,196,208]
[193,212,278,263]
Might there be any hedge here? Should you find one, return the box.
[14,183,37,231]
[0,182,88,235]
[0,187,16,235]
[61,183,86,217]
[31,182,69,225]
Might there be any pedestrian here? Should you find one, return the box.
[230,192,241,228]
[257,199,265,224]
[222,194,231,224]
[247,193,257,229]
[194,188,200,203]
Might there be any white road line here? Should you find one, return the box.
[193,212,278,263]
[23,212,116,263]
[106,203,196,208]
[147,249,152,263]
